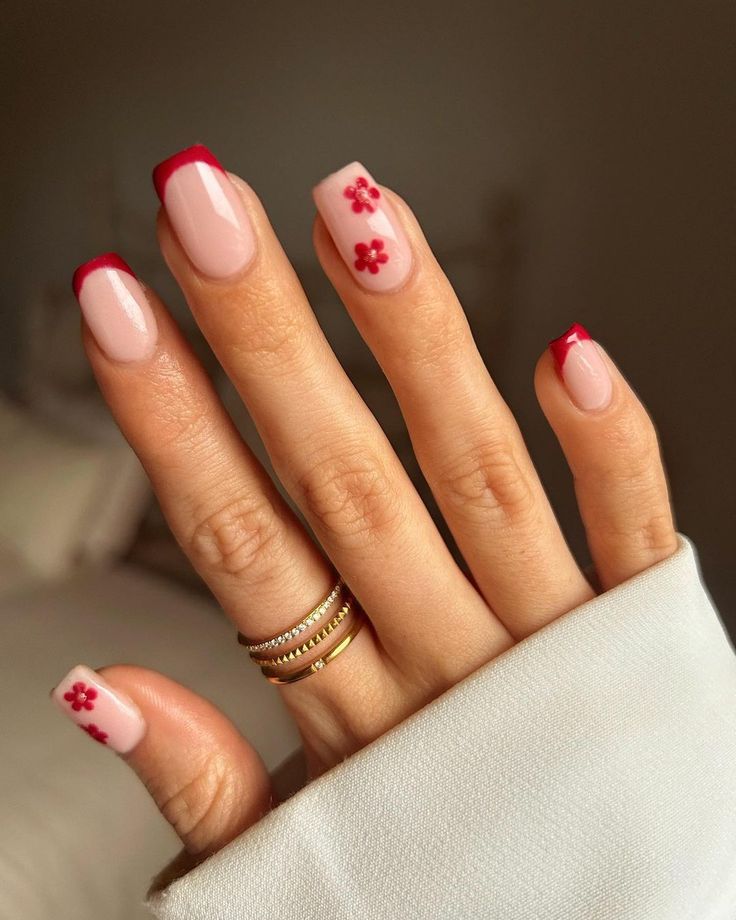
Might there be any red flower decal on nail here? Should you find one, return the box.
[81,723,108,745]
[64,682,98,712]
[344,176,380,213]
[354,239,389,274]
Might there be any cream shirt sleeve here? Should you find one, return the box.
[146,534,736,920]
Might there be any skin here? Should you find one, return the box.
[78,171,678,867]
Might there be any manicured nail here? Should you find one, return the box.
[72,254,158,363]
[313,161,413,293]
[51,665,146,754]
[153,144,255,279]
[549,323,613,411]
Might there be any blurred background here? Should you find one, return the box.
[1,1,734,917]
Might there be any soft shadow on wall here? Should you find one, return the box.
[2,0,734,624]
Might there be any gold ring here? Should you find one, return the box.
[259,607,366,685]
[237,574,344,652]
[250,596,354,667]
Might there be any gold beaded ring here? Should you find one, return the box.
[237,574,345,652]
[258,607,366,685]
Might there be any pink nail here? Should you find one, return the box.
[51,665,146,754]
[72,254,158,363]
[549,323,613,411]
[313,161,413,293]
[153,144,255,279]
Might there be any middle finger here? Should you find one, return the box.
[152,145,514,676]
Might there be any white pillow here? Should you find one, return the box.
[0,394,149,580]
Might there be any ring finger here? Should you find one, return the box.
[312,162,594,639]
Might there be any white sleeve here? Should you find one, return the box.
[146,534,736,920]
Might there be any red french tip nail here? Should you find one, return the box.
[72,253,135,299]
[548,322,592,369]
[152,143,224,202]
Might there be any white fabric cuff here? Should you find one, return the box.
[147,534,736,919]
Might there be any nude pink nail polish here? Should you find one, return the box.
[549,323,613,411]
[51,665,146,754]
[72,253,158,363]
[313,161,413,293]
[153,144,255,279]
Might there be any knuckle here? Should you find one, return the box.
[590,481,676,557]
[592,411,662,485]
[594,514,678,575]
[402,301,468,373]
[230,283,309,374]
[437,436,536,526]
[159,752,241,850]
[577,408,677,563]
[296,446,402,545]
[634,509,678,556]
[145,393,216,462]
[187,495,286,581]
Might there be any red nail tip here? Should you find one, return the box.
[152,143,224,202]
[72,253,135,299]
[549,322,592,369]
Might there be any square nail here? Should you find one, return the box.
[51,665,146,754]
[313,161,413,293]
[72,254,158,363]
[549,323,613,411]
[153,144,255,279]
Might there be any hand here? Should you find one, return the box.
[54,146,678,866]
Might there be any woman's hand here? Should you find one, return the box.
[54,146,678,864]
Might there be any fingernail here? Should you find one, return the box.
[153,143,255,279]
[51,665,146,754]
[549,322,613,411]
[72,254,158,363]
[313,161,413,293]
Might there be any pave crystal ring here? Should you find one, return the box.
[249,596,354,667]
[258,605,366,685]
[237,574,345,653]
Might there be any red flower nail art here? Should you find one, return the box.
[81,723,109,745]
[354,239,389,274]
[344,176,380,213]
[64,682,98,712]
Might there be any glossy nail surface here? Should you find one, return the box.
[313,161,413,293]
[549,322,613,411]
[153,144,255,279]
[51,665,146,754]
[72,253,158,362]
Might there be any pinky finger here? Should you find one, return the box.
[50,664,272,861]
[534,323,679,591]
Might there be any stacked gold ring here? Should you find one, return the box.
[238,576,346,653]
[237,574,365,684]
[249,597,353,667]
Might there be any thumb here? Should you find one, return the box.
[50,663,272,860]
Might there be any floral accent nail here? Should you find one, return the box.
[64,682,98,712]
[344,176,381,213]
[314,161,411,292]
[52,665,146,754]
[81,723,109,745]
[354,239,389,274]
